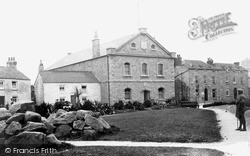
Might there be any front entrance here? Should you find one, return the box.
[143,90,150,101]
[204,88,208,101]
[234,88,237,100]
[0,96,5,107]
[70,95,76,105]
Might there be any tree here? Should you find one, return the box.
[72,86,83,110]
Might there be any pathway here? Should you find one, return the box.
[66,108,250,156]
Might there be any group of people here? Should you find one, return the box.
[235,90,247,131]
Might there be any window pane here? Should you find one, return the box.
[158,64,163,75]
[142,63,148,75]
[125,88,131,100]
[124,63,131,75]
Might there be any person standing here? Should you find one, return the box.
[235,90,247,131]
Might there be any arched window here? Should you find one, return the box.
[158,88,164,99]
[124,62,131,75]
[158,63,163,75]
[131,43,136,48]
[142,63,148,75]
[151,44,155,50]
[125,88,131,100]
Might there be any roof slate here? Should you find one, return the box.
[182,60,247,71]
[40,71,99,83]
[46,33,138,70]
[0,66,30,80]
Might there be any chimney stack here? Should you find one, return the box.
[207,58,214,65]
[92,31,100,58]
[234,62,240,67]
[138,28,147,34]
[174,54,182,67]
[6,57,17,69]
[38,60,44,73]
[171,52,176,58]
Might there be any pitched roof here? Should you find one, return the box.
[0,66,30,80]
[46,33,138,70]
[182,60,247,71]
[40,71,99,83]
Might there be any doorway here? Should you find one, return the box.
[204,88,208,101]
[234,88,237,100]
[143,90,150,101]
[0,96,5,107]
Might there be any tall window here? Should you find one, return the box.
[241,76,244,85]
[0,81,4,89]
[125,88,131,100]
[212,89,216,98]
[142,63,148,75]
[157,63,163,76]
[124,62,131,76]
[158,88,164,99]
[212,76,216,84]
[203,75,207,84]
[226,77,230,84]
[195,76,199,83]
[12,81,18,90]
[233,76,236,84]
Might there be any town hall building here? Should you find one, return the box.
[38,28,176,105]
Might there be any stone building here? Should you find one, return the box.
[175,57,249,103]
[45,28,176,105]
[0,57,31,107]
[241,58,250,97]
[34,61,101,105]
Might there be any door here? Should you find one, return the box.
[204,88,208,101]
[234,88,237,100]
[143,90,150,101]
[70,95,76,105]
[0,96,5,107]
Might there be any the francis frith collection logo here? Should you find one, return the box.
[188,12,237,41]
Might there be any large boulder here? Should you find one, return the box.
[9,101,35,114]
[83,129,97,140]
[22,122,47,132]
[6,113,25,125]
[54,125,72,138]
[0,120,7,137]
[5,131,46,148]
[25,111,41,122]
[85,114,103,132]
[98,117,111,129]
[41,117,55,134]
[73,120,85,130]
[0,108,11,121]
[76,110,93,120]
[5,121,22,135]
[51,111,77,125]
[46,134,62,145]
[56,109,67,117]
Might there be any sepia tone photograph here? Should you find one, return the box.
[0,0,250,155]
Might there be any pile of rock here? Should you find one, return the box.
[47,109,112,140]
[0,105,114,149]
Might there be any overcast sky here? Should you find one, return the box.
[0,0,249,83]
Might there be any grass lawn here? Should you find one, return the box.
[100,108,222,142]
[22,146,225,156]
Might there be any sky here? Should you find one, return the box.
[0,0,249,83]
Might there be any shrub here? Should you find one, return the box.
[113,100,125,110]
[95,102,114,115]
[124,101,134,109]
[133,101,144,110]
[35,102,51,118]
[143,100,152,108]
[53,102,65,112]
[82,100,95,111]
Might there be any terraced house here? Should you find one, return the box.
[175,57,249,103]
[43,28,176,105]
[0,57,31,107]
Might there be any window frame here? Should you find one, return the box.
[141,63,148,76]
[157,63,164,76]
[226,90,230,96]
[226,77,230,84]
[131,43,136,49]
[212,89,216,98]
[158,87,164,99]
[151,44,156,50]
[11,96,18,103]
[81,85,87,93]
[233,76,236,84]
[124,88,131,100]
[11,81,18,90]
[212,76,216,84]
[0,80,4,90]
[59,85,65,91]
[124,62,131,76]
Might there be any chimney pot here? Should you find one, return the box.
[171,52,176,58]
[234,62,240,66]
[138,28,147,34]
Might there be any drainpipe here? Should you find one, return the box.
[107,55,111,106]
